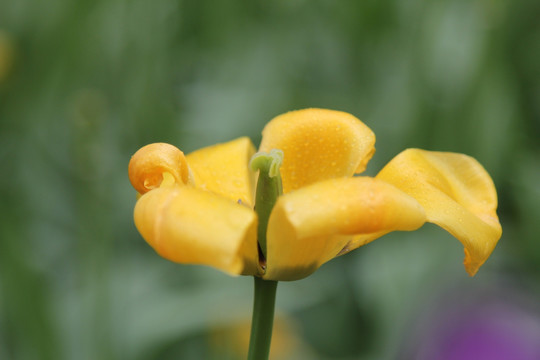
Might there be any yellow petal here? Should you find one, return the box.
[128,143,191,194]
[264,177,426,280]
[376,149,502,276]
[259,109,376,193]
[186,137,256,206]
[134,185,259,276]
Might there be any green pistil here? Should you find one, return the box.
[250,149,284,260]
[247,149,283,360]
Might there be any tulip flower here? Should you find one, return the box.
[128,108,502,359]
[129,108,501,279]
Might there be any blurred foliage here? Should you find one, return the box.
[1,0,539,359]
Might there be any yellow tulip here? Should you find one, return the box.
[128,109,502,280]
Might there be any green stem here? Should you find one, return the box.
[247,277,278,360]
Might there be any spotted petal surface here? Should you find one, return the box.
[259,109,376,193]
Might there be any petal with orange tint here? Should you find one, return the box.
[376,149,502,276]
[134,185,259,276]
[259,109,376,193]
[264,177,426,281]
[128,143,191,194]
[187,137,256,206]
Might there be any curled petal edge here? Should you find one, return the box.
[128,143,192,194]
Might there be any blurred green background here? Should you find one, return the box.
[1,0,539,359]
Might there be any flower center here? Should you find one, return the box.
[250,149,284,271]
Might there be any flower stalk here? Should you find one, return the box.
[247,277,278,360]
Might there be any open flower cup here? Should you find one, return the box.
[129,108,501,279]
[128,108,501,359]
